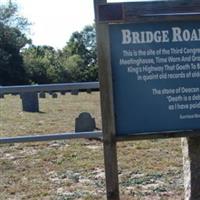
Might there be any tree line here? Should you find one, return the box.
[0,2,98,86]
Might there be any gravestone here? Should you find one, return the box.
[61,91,66,95]
[86,89,92,94]
[39,92,46,98]
[75,112,96,132]
[52,93,58,98]
[21,92,39,112]
[71,90,79,95]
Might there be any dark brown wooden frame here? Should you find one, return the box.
[94,1,200,199]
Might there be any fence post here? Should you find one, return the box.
[182,136,200,200]
[21,92,39,112]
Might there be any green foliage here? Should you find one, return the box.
[0,1,97,85]
[22,25,98,84]
[0,1,30,32]
[0,1,30,86]
[22,45,70,84]
[0,23,30,85]
[61,25,98,83]
[62,54,84,82]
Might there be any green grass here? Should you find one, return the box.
[0,93,184,199]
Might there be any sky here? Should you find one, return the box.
[7,0,136,49]
[0,0,134,49]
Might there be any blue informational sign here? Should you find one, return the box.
[109,20,200,136]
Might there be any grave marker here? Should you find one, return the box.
[21,92,39,112]
[39,92,46,98]
[86,89,92,94]
[61,91,66,95]
[75,112,96,132]
[52,93,58,98]
[71,90,79,95]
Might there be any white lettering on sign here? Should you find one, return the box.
[121,27,200,44]
[172,27,200,42]
[121,29,169,44]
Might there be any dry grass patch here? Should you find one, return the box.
[0,93,184,199]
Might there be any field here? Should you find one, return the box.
[0,93,184,200]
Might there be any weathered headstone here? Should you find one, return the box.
[86,89,92,94]
[52,93,58,98]
[21,92,39,112]
[75,112,96,132]
[71,90,79,95]
[39,92,46,98]
[182,137,200,200]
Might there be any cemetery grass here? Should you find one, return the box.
[0,93,183,200]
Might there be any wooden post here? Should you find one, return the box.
[182,137,200,200]
[94,0,120,199]
[95,1,200,200]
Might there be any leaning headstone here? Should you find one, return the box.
[21,92,39,112]
[75,112,96,132]
[52,93,58,98]
[71,90,79,95]
[39,92,46,98]
[182,137,200,200]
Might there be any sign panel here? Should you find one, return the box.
[109,20,200,136]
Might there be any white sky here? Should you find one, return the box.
[10,0,139,49]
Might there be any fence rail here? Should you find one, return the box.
[0,131,102,144]
[0,82,102,144]
[0,82,100,95]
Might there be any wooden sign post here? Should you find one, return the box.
[94,0,200,199]
[182,137,200,200]
[94,1,120,199]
